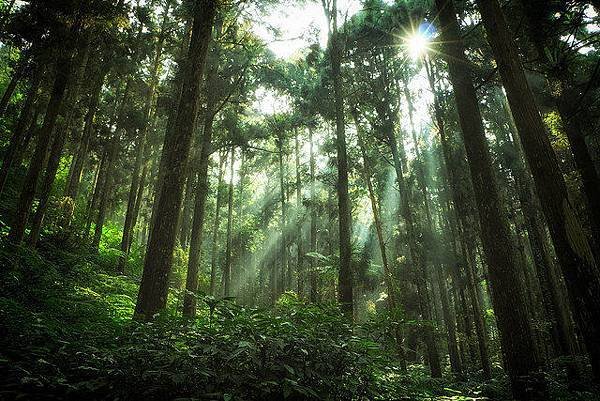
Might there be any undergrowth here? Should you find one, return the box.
[0,239,597,401]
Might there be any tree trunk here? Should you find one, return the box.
[9,54,74,244]
[179,166,195,249]
[294,132,304,298]
[425,57,492,378]
[65,63,109,199]
[323,0,353,317]
[277,135,288,298]
[354,113,407,371]
[435,0,545,397]
[92,137,118,250]
[558,102,600,255]
[223,147,235,298]
[134,0,217,320]
[0,64,42,196]
[28,39,91,246]
[0,57,26,117]
[118,135,146,272]
[309,128,318,303]
[85,149,108,237]
[183,115,216,317]
[476,0,600,382]
[209,151,226,295]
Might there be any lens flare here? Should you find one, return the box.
[404,21,436,59]
[406,32,428,59]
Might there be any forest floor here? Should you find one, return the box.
[0,237,598,401]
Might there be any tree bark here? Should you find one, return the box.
[435,0,545,397]
[65,63,109,199]
[309,127,318,303]
[28,39,91,246]
[223,147,235,298]
[92,137,118,250]
[354,113,407,371]
[277,135,288,298]
[209,151,226,296]
[294,132,304,298]
[476,0,600,382]
[9,54,74,244]
[0,57,26,117]
[183,115,216,317]
[323,0,353,317]
[134,0,217,320]
[0,64,42,196]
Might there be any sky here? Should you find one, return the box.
[253,0,363,59]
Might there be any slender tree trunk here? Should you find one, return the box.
[385,121,441,378]
[323,0,353,317]
[209,151,225,295]
[223,147,235,298]
[135,0,217,320]
[354,113,407,371]
[277,136,288,298]
[179,166,195,249]
[558,102,600,254]
[309,128,318,302]
[85,148,107,236]
[425,57,492,378]
[92,137,118,250]
[65,63,109,199]
[183,115,216,317]
[294,132,304,297]
[476,0,600,382]
[435,1,545,397]
[130,157,149,252]
[28,40,91,246]
[118,136,146,272]
[9,54,74,244]
[0,57,26,117]
[0,64,42,196]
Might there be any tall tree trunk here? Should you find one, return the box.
[384,120,441,378]
[223,147,235,298]
[403,72,462,376]
[130,157,149,251]
[309,128,318,302]
[0,64,42,196]
[277,135,288,298]
[183,115,216,317]
[28,39,91,246]
[85,149,108,237]
[425,57,492,378]
[65,63,109,200]
[135,0,217,320]
[476,0,600,382]
[9,54,74,244]
[295,132,304,297]
[323,0,353,317]
[118,136,146,272]
[0,57,26,117]
[354,113,407,371]
[558,101,600,254]
[92,136,118,250]
[179,166,195,249]
[435,1,544,397]
[209,151,225,295]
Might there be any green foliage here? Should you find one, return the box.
[0,239,538,401]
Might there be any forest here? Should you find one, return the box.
[0,0,600,400]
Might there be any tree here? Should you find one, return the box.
[135,0,217,320]
[434,0,545,398]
